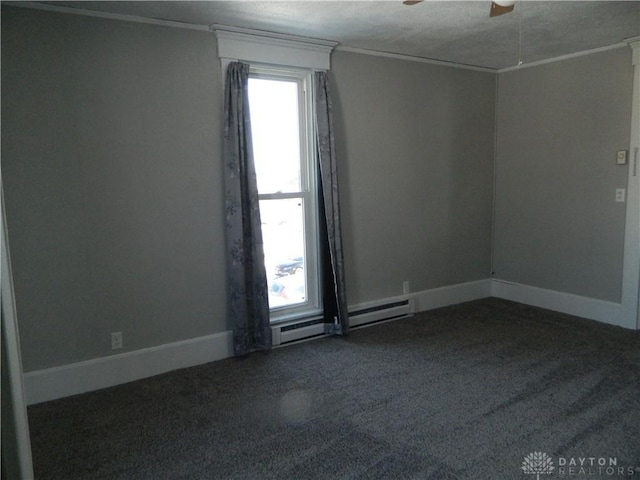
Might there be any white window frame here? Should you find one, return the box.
[249,65,321,322]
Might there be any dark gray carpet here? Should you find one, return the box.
[28,298,640,479]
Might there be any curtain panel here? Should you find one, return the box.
[315,71,350,335]
[223,61,272,356]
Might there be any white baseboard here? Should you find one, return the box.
[24,331,233,405]
[491,279,630,329]
[23,279,495,405]
[28,278,629,405]
[412,279,493,312]
[343,279,491,319]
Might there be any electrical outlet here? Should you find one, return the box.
[616,150,628,165]
[403,281,410,295]
[111,332,123,350]
[615,188,626,203]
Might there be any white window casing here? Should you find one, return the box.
[212,24,337,73]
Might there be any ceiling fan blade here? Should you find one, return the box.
[403,0,423,5]
[490,1,515,17]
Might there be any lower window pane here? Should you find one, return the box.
[259,198,307,309]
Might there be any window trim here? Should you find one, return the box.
[213,25,336,71]
[249,66,322,323]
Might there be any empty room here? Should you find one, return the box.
[2,1,639,479]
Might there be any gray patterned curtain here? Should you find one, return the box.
[315,71,350,335]
[223,62,271,356]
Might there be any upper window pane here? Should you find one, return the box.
[248,78,301,194]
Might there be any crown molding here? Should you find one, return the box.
[334,46,497,73]
[336,41,631,74]
[2,2,210,31]
[498,42,629,73]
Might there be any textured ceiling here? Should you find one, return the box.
[36,1,640,69]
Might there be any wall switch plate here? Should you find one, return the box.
[615,188,626,203]
[111,332,123,350]
[616,150,628,165]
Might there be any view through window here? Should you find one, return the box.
[248,72,319,319]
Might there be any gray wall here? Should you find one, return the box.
[493,48,633,302]
[331,52,496,304]
[2,7,225,371]
[2,7,497,372]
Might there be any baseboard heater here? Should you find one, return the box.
[271,297,414,346]
[349,298,414,328]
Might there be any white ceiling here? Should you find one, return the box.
[36,1,640,69]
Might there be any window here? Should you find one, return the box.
[248,67,320,322]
